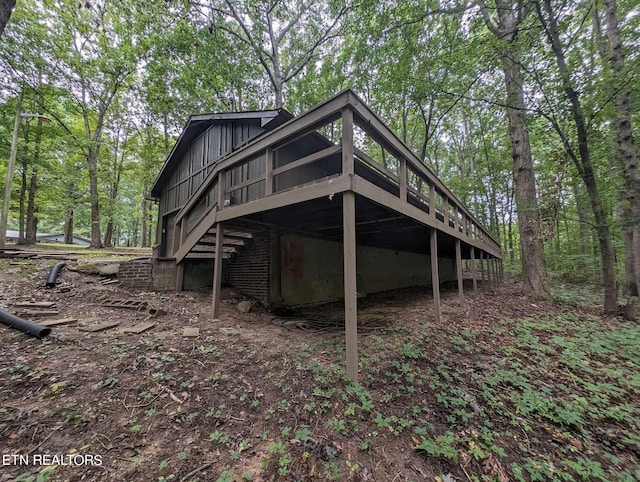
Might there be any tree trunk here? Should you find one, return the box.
[141,197,148,248]
[0,0,16,37]
[572,179,590,256]
[17,120,30,244]
[479,1,549,298]
[104,221,114,248]
[25,116,43,245]
[537,0,617,313]
[64,208,74,244]
[88,149,103,249]
[603,0,640,297]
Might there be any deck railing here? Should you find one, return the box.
[172,89,501,264]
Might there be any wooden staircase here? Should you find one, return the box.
[182,227,254,261]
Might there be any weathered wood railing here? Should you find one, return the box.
[171,89,501,268]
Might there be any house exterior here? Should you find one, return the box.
[4,230,91,246]
[150,89,502,378]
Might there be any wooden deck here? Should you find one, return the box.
[171,88,503,380]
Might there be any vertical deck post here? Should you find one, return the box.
[212,222,224,318]
[470,246,477,293]
[175,219,185,291]
[343,191,358,381]
[430,229,441,323]
[429,185,435,219]
[479,251,485,287]
[500,259,504,283]
[399,159,407,202]
[342,106,358,381]
[265,147,273,196]
[455,238,464,305]
[444,197,449,228]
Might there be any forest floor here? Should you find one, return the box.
[0,246,638,482]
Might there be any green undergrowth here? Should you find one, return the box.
[2,289,639,481]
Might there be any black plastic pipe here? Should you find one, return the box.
[0,308,51,338]
[45,261,66,288]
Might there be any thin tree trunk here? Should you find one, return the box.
[18,120,29,244]
[141,197,148,248]
[25,116,44,245]
[64,208,74,244]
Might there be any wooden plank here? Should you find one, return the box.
[480,251,485,283]
[79,322,120,332]
[212,222,223,318]
[39,318,77,327]
[217,174,351,223]
[355,148,399,184]
[174,206,218,264]
[343,191,358,381]
[226,174,265,194]
[456,238,464,305]
[183,327,200,338]
[272,145,341,177]
[430,229,441,323]
[14,302,56,308]
[123,322,156,334]
[17,310,59,317]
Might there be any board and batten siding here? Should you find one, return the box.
[158,120,266,219]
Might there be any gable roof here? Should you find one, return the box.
[151,109,293,197]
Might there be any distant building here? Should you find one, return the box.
[4,230,91,246]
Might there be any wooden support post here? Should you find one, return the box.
[470,246,477,293]
[455,238,464,305]
[342,108,354,175]
[429,185,435,219]
[218,170,226,207]
[269,230,281,303]
[444,197,449,227]
[500,259,504,283]
[430,229,441,323]
[212,222,224,318]
[399,159,407,202]
[342,106,358,381]
[265,147,273,196]
[175,219,185,291]
[479,251,485,286]
[343,191,358,381]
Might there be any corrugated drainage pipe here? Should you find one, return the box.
[0,308,51,338]
[45,261,66,288]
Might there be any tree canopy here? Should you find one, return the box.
[1,0,638,310]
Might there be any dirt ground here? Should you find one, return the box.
[0,249,638,482]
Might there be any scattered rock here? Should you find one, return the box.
[237,301,254,314]
[98,264,120,276]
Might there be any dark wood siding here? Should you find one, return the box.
[158,120,265,218]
